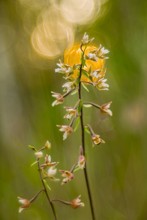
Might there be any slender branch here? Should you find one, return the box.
[78,46,96,220]
[63,88,76,98]
[37,160,58,220]
[30,189,44,203]
[52,199,70,206]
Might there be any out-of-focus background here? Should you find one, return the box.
[0,0,147,219]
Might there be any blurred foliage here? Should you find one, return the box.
[0,0,147,219]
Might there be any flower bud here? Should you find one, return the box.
[44,140,51,149]
[34,151,43,159]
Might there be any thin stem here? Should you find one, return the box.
[52,199,70,206]
[78,46,96,220]
[84,102,101,109]
[30,189,44,203]
[37,160,58,220]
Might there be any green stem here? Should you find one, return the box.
[78,45,96,220]
[37,160,58,220]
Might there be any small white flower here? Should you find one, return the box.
[47,167,57,178]
[41,154,58,169]
[86,52,98,61]
[100,101,112,116]
[18,197,31,213]
[93,78,109,91]
[62,81,75,93]
[97,44,109,59]
[51,92,64,106]
[81,33,94,45]
[57,125,73,140]
[101,46,109,55]
[98,78,109,90]
[64,107,77,120]
[34,151,43,159]
[55,60,73,75]
[90,69,101,78]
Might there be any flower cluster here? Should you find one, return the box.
[18,33,112,220]
[18,141,85,214]
[52,33,112,145]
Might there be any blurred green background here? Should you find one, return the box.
[0,0,147,219]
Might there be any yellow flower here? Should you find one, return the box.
[64,44,105,82]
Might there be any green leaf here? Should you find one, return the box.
[83,104,92,108]
[28,145,37,151]
[71,89,78,95]
[82,69,89,78]
[82,83,89,92]
[84,127,90,134]
[31,161,38,167]
[73,167,80,172]
[43,179,51,191]
[74,118,80,132]
[73,64,80,70]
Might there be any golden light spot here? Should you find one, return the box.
[31,6,74,59]
[60,0,97,25]
[64,44,105,82]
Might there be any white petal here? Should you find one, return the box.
[19,207,24,213]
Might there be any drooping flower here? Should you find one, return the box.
[86,124,105,146]
[99,101,112,116]
[93,78,109,91]
[55,60,73,76]
[92,134,105,145]
[57,125,73,140]
[51,92,64,106]
[47,166,57,178]
[64,107,78,120]
[97,44,109,59]
[70,195,85,209]
[60,170,74,185]
[62,81,76,93]
[17,197,31,213]
[77,155,85,169]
